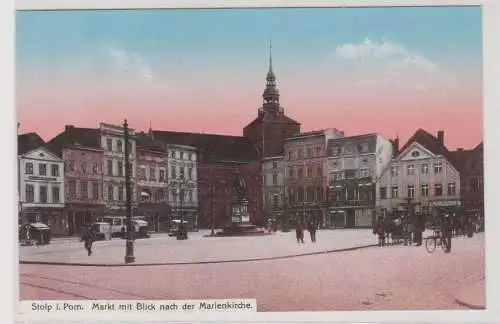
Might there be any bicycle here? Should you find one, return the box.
[425,229,451,253]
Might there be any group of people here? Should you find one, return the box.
[295,220,317,244]
[375,212,426,247]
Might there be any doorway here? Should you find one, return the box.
[346,209,356,228]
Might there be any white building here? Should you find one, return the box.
[377,129,461,220]
[18,133,65,233]
[262,156,285,218]
[167,144,198,229]
[327,133,393,228]
[100,122,137,211]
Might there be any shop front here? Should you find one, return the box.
[137,202,170,232]
[22,206,66,235]
[65,203,106,236]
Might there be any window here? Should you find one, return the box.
[92,182,99,200]
[69,180,76,198]
[297,187,305,202]
[317,166,322,176]
[391,167,398,177]
[25,184,34,202]
[298,149,304,159]
[421,184,429,197]
[117,161,123,177]
[288,167,294,178]
[407,164,415,176]
[188,190,193,202]
[380,187,387,199]
[332,172,343,181]
[81,162,87,175]
[25,162,33,174]
[139,167,146,180]
[68,160,75,172]
[117,140,123,153]
[361,143,369,153]
[407,185,415,198]
[316,146,322,155]
[188,167,193,180]
[306,147,312,157]
[171,166,176,179]
[128,162,133,177]
[306,187,315,202]
[272,161,278,169]
[391,186,399,198]
[149,168,156,181]
[118,186,124,201]
[189,153,194,161]
[180,167,185,179]
[159,170,166,182]
[180,152,184,160]
[448,182,456,195]
[52,187,60,203]
[435,184,443,196]
[307,167,313,177]
[411,151,420,157]
[316,187,324,201]
[92,163,98,174]
[80,181,88,199]
[298,168,304,178]
[39,185,47,203]
[39,163,47,176]
[345,169,356,179]
[49,164,58,177]
[107,185,114,201]
[434,160,443,173]
[288,151,293,161]
[262,175,266,186]
[272,174,278,185]
[421,164,429,174]
[107,160,113,176]
[360,168,370,178]
[106,138,113,151]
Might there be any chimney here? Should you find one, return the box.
[457,148,464,152]
[65,125,74,132]
[392,138,399,157]
[437,130,444,145]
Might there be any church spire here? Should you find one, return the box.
[262,41,280,110]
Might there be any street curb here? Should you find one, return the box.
[454,281,486,310]
[454,298,485,310]
[19,243,379,267]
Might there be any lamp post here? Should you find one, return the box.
[124,119,135,264]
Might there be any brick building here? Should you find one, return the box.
[135,132,170,232]
[47,126,105,235]
[451,142,484,222]
[284,129,344,227]
[262,156,285,221]
[243,46,300,158]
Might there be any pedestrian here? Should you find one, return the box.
[295,220,304,244]
[376,217,386,247]
[441,214,452,253]
[307,220,317,243]
[81,225,95,256]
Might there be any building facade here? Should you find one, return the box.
[167,143,199,230]
[18,133,65,233]
[327,133,393,228]
[284,129,345,226]
[135,132,170,232]
[262,156,285,221]
[100,123,137,213]
[47,125,107,235]
[378,130,461,223]
[451,142,484,222]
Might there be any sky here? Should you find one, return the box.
[16,6,483,150]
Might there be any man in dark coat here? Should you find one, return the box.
[81,225,96,256]
[295,220,304,244]
[307,220,317,243]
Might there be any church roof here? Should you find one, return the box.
[244,110,300,130]
[152,130,260,162]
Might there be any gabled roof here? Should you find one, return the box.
[46,126,101,157]
[152,130,259,162]
[397,129,459,170]
[450,141,483,174]
[18,132,46,155]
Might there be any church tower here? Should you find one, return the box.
[243,43,301,158]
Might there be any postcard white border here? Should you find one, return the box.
[5,0,500,323]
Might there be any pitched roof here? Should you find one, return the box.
[135,132,166,152]
[243,110,300,130]
[46,126,101,157]
[398,129,459,170]
[450,141,483,174]
[152,130,259,162]
[18,132,46,155]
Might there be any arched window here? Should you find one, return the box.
[297,187,305,202]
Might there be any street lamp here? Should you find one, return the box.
[124,119,135,264]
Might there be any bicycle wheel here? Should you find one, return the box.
[425,237,437,253]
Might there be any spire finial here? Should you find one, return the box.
[269,39,273,73]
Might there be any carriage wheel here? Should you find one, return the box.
[425,237,437,253]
